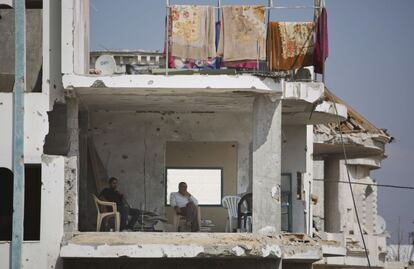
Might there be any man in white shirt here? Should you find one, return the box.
[170,182,199,232]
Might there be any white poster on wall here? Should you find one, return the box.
[166,168,222,206]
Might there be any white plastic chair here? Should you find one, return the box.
[92,194,120,232]
[222,196,241,232]
[172,207,201,232]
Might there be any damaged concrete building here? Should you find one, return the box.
[0,0,393,268]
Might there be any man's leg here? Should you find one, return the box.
[118,205,129,230]
[126,208,140,230]
[185,202,199,232]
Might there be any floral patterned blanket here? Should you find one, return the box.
[267,22,315,71]
[170,5,216,60]
[218,5,266,62]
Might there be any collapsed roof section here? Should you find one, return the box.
[314,88,392,163]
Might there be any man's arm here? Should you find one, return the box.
[170,193,180,214]
[189,194,198,206]
[119,192,130,207]
[98,189,108,201]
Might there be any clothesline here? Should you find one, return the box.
[165,5,322,10]
[164,3,327,77]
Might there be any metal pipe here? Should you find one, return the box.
[266,5,320,9]
[12,0,26,268]
[267,0,272,23]
[165,0,170,75]
[321,1,325,83]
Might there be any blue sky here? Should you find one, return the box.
[90,0,414,243]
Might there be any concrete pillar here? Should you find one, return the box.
[252,95,282,232]
[324,159,342,233]
[237,142,251,194]
[325,159,366,235]
[41,156,66,269]
[63,157,78,233]
[65,98,79,233]
[78,110,91,231]
[67,97,79,157]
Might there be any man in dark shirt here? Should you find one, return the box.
[99,177,140,231]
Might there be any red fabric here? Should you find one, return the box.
[223,60,258,69]
[163,14,175,68]
[313,8,328,74]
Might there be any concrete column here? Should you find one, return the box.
[324,159,340,233]
[237,142,251,194]
[67,97,79,157]
[63,157,78,233]
[78,110,90,231]
[252,95,282,232]
[65,98,79,233]
[41,156,66,269]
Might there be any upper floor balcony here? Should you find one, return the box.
[61,0,344,125]
[62,1,327,81]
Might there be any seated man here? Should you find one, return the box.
[99,177,140,231]
[170,182,199,232]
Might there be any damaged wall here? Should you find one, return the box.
[84,110,252,229]
[62,0,89,75]
[313,160,324,232]
[324,160,378,236]
[0,9,43,92]
[0,156,74,269]
[0,93,49,169]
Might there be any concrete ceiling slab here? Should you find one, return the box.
[313,143,384,159]
[75,88,256,112]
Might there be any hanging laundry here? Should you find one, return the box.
[313,8,328,74]
[218,5,266,64]
[267,22,315,71]
[169,5,216,61]
[172,57,219,70]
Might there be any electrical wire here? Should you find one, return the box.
[313,179,414,190]
[332,99,372,269]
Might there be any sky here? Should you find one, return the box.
[90,0,414,243]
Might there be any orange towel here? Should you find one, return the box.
[267,22,315,71]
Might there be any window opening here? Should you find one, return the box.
[24,164,42,240]
[0,168,13,240]
[166,168,223,206]
[0,164,41,241]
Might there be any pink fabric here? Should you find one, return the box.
[223,60,258,69]
[313,8,328,74]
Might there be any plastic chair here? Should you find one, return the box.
[92,194,120,232]
[222,196,241,232]
[172,207,201,232]
[237,193,252,232]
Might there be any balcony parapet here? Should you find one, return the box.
[62,74,282,95]
[60,232,321,261]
